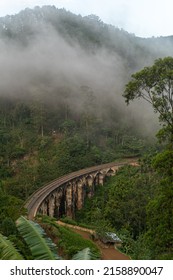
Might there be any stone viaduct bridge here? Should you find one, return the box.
[25,159,138,220]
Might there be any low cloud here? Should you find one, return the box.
[0,21,159,137]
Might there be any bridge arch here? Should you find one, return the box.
[106,168,116,176]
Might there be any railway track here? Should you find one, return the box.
[25,158,138,220]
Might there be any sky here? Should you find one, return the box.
[0,0,173,38]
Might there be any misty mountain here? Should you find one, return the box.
[0,5,173,136]
[1,5,173,68]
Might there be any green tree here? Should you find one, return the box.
[0,189,25,224]
[124,57,173,259]
[123,57,173,144]
[1,217,17,237]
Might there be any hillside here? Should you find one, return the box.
[0,6,173,260]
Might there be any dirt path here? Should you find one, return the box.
[57,221,130,260]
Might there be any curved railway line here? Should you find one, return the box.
[25,158,138,220]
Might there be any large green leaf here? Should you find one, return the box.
[72,247,98,260]
[16,216,61,260]
[0,233,23,260]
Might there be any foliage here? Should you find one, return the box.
[16,216,61,260]
[143,150,173,259]
[124,57,173,144]
[76,165,156,239]
[37,216,100,259]
[60,217,78,226]
[145,191,173,258]
[49,222,100,259]
[8,234,33,260]
[60,217,95,229]
[1,215,99,260]
[1,217,17,237]
[152,149,173,177]
[72,247,99,260]
[0,188,25,227]
[123,57,173,259]
[0,233,23,260]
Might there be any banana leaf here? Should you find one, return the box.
[0,233,23,260]
[16,216,61,260]
[72,247,98,260]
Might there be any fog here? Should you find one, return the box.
[0,26,125,93]
[0,20,160,137]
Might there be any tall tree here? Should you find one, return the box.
[124,57,173,259]
[123,57,173,145]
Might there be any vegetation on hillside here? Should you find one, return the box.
[0,6,172,259]
[75,57,173,259]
